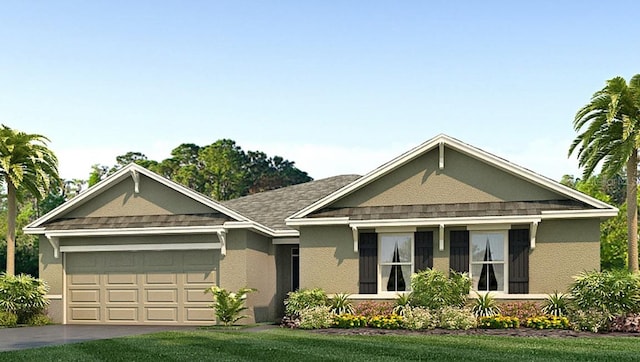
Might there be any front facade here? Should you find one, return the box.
[25,135,617,325]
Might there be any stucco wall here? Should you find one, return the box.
[40,235,64,323]
[334,147,562,207]
[219,229,277,323]
[66,175,214,218]
[299,225,358,294]
[529,219,601,294]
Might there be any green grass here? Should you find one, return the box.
[1,329,640,361]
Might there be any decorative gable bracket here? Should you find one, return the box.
[530,221,538,250]
[217,230,227,256]
[352,226,359,252]
[130,169,140,194]
[46,235,60,259]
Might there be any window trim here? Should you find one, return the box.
[469,229,509,294]
[377,233,414,296]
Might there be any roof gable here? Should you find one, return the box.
[288,134,616,220]
[25,163,249,230]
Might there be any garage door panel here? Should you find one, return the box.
[106,253,135,267]
[70,307,100,321]
[67,250,217,325]
[107,274,137,285]
[186,289,211,303]
[145,273,177,285]
[146,289,178,303]
[144,252,175,267]
[70,289,100,303]
[108,289,138,303]
[108,308,138,321]
[146,308,178,321]
[185,271,215,284]
[186,308,214,322]
[69,274,100,285]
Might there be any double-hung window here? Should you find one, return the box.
[380,234,413,292]
[470,231,507,292]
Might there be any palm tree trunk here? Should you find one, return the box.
[6,181,16,275]
[627,149,639,273]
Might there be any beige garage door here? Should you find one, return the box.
[65,250,218,325]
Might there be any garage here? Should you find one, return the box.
[65,250,218,325]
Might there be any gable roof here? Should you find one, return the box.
[222,174,360,232]
[24,163,250,232]
[287,134,618,222]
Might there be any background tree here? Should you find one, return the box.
[89,139,312,200]
[0,125,59,275]
[569,74,640,272]
[562,173,630,270]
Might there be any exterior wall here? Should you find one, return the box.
[299,225,359,294]
[66,175,214,218]
[529,219,600,294]
[219,229,277,324]
[333,147,562,207]
[39,235,64,323]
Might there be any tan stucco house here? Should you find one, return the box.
[24,135,618,325]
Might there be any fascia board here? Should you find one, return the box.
[44,225,226,238]
[285,217,351,227]
[540,209,620,219]
[348,215,543,228]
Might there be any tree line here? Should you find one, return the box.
[88,139,312,201]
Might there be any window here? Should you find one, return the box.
[470,231,507,292]
[380,234,412,292]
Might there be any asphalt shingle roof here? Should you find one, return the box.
[222,175,361,230]
[308,200,591,220]
[44,213,232,230]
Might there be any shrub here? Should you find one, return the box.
[570,270,640,316]
[393,293,412,316]
[284,288,328,317]
[402,307,437,330]
[410,269,471,310]
[566,304,611,333]
[541,292,569,317]
[0,310,17,327]
[0,273,50,323]
[26,313,52,326]
[368,314,403,329]
[298,306,333,329]
[330,293,354,315]
[204,285,256,326]
[499,301,541,321]
[472,293,500,317]
[610,314,640,333]
[436,306,477,330]
[478,315,520,329]
[352,300,395,318]
[526,315,570,330]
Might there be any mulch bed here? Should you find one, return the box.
[310,327,640,338]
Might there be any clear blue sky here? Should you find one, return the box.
[2,1,638,182]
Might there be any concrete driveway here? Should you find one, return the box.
[0,325,196,351]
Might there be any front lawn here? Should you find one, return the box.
[1,328,639,361]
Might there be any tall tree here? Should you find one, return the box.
[0,125,59,275]
[569,75,640,272]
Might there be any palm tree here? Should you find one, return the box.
[0,125,59,275]
[569,75,640,272]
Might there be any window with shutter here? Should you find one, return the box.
[449,230,469,273]
[508,229,530,294]
[359,232,378,294]
[414,231,434,272]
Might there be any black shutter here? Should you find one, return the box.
[414,231,434,272]
[359,232,378,294]
[449,230,469,273]
[509,229,530,294]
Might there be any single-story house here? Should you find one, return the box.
[24,134,618,325]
